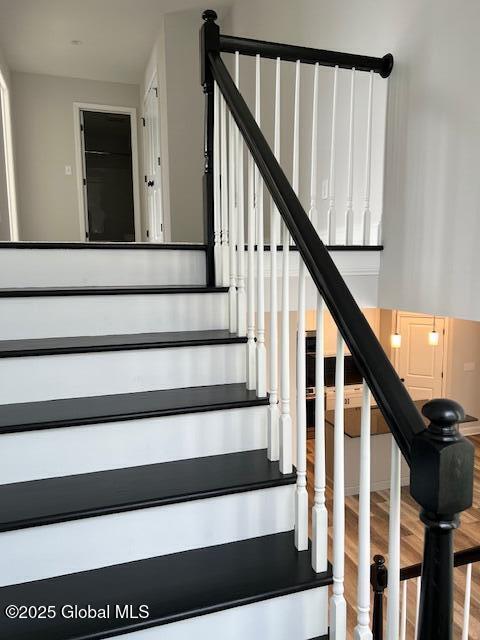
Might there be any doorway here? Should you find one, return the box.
[74,103,141,242]
[393,312,447,400]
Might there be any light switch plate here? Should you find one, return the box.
[65,165,72,176]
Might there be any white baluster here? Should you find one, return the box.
[415,576,421,639]
[293,57,308,551]
[268,57,281,461]
[228,103,237,333]
[279,229,292,472]
[312,293,328,572]
[362,71,374,246]
[400,580,407,640]
[235,52,246,336]
[345,68,356,245]
[213,81,222,284]
[330,332,347,639]
[220,94,229,286]
[309,62,319,228]
[386,437,401,640]
[246,146,256,390]
[461,563,472,640]
[292,60,300,195]
[354,382,372,640]
[255,54,267,397]
[377,221,383,246]
[327,66,339,245]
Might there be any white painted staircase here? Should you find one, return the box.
[0,243,331,640]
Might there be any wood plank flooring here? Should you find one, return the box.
[307,434,480,638]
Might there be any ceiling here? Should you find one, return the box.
[0,0,229,85]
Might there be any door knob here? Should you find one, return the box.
[147,180,154,187]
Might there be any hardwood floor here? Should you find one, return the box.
[307,434,480,638]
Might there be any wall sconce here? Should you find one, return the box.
[391,311,401,349]
[391,332,402,349]
[428,316,439,346]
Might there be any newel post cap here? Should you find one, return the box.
[202,9,218,22]
[422,398,464,428]
[370,555,388,593]
[410,398,473,517]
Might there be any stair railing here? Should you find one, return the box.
[371,545,480,640]
[200,10,474,639]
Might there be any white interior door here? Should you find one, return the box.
[143,79,164,242]
[395,314,446,401]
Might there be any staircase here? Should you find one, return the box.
[0,243,330,639]
[0,10,475,640]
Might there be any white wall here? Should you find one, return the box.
[227,0,480,321]
[11,72,142,241]
[223,2,388,245]
[163,9,205,243]
[143,8,230,243]
[142,9,204,243]
[0,44,13,240]
[0,90,9,240]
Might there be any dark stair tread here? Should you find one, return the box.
[0,329,246,358]
[0,531,332,640]
[0,241,207,250]
[0,285,228,297]
[0,449,295,532]
[0,383,268,434]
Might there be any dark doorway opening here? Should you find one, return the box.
[81,110,136,242]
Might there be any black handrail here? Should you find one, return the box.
[400,544,480,581]
[206,50,423,463]
[371,546,480,639]
[219,34,394,77]
[201,11,475,639]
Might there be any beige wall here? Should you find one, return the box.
[374,308,480,428]
[446,318,480,427]
[11,71,142,241]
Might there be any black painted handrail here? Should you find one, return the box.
[400,544,480,581]
[219,34,393,77]
[207,48,424,464]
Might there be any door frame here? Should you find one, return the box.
[392,311,449,397]
[0,69,19,240]
[142,72,170,242]
[73,102,142,242]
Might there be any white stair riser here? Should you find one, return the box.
[0,248,206,287]
[0,292,228,340]
[105,588,328,640]
[0,344,246,404]
[0,485,294,586]
[0,407,268,484]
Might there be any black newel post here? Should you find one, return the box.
[200,9,219,287]
[410,399,474,640]
[370,555,388,640]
